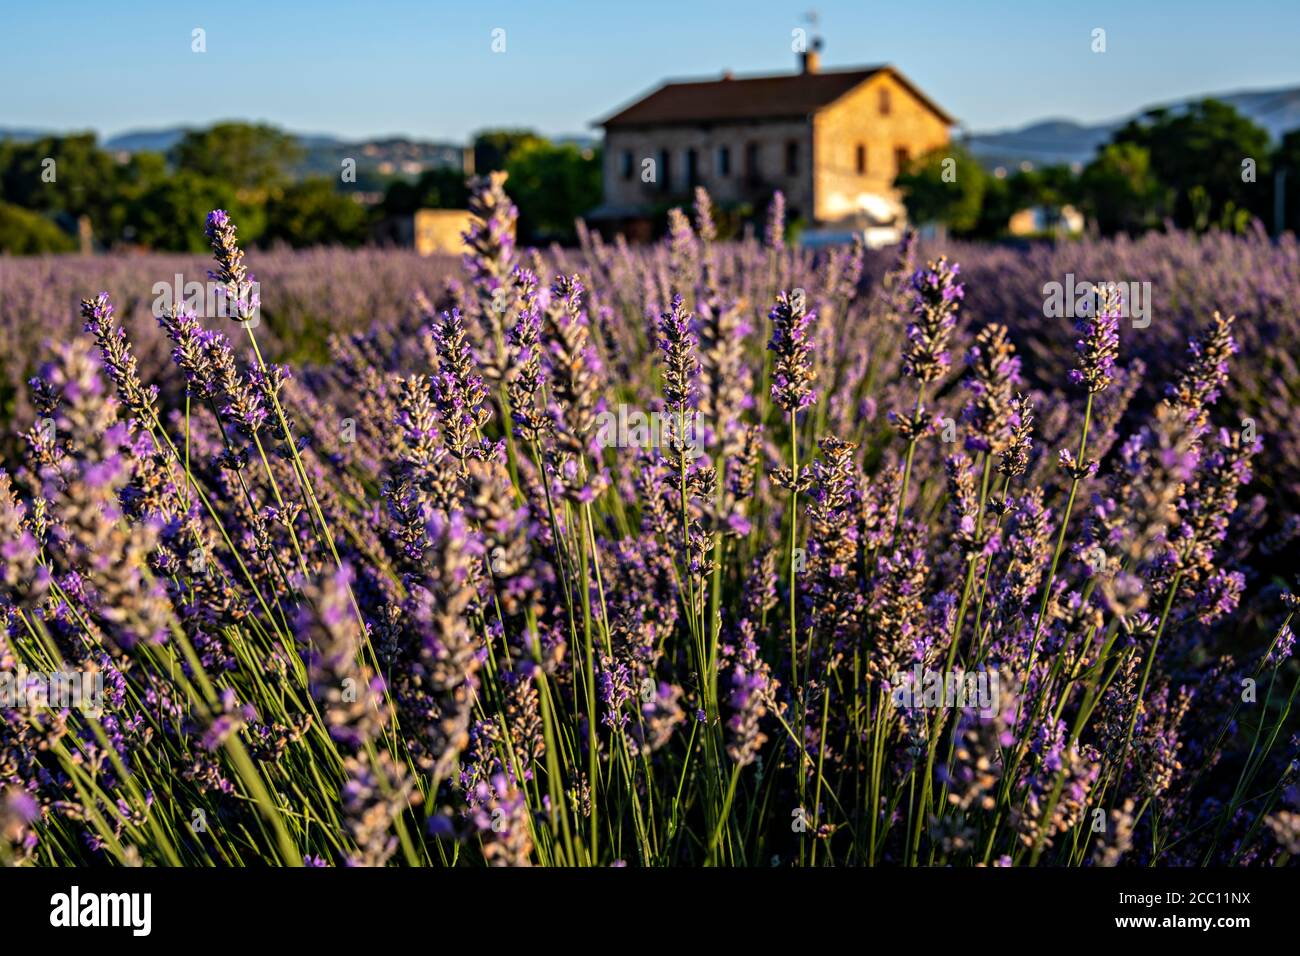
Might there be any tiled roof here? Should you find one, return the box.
[595,65,954,128]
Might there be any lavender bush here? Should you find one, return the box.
[0,179,1296,867]
[0,246,457,450]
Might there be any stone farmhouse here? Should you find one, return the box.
[590,45,954,242]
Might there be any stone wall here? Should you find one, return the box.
[602,120,815,219]
[812,72,951,224]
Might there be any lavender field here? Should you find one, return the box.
[0,175,1296,868]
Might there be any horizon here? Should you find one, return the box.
[4,0,1300,143]
[19,74,1298,148]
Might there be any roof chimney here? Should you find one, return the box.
[800,36,821,73]
[801,37,822,74]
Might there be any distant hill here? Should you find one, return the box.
[966,84,1300,170]
[102,128,189,153]
[0,127,64,143]
[0,126,466,182]
[963,119,1119,170]
[97,127,466,180]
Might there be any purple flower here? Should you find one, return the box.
[725,622,777,767]
[963,323,1022,454]
[1267,623,1297,668]
[658,294,699,415]
[903,257,963,383]
[1068,285,1120,393]
[205,210,259,323]
[768,290,817,412]
[429,308,492,461]
[765,190,786,249]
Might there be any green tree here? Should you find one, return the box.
[0,201,78,253]
[171,123,304,194]
[473,129,547,174]
[1008,164,1077,211]
[895,144,986,234]
[971,172,1015,238]
[128,170,262,252]
[1077,142,1164,235]
[263,177,369,247]
[1110,100,1270,231]
[381,167,469,217]
[505,141,601,243]
[106,150,169,244]
[0,134,121,242]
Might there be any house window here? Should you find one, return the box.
[658,148,672,192]
[745,142,760,182]
[620,150,634,180]
[879,87,892,115]
[686,148,699,188]
[856,143,867,175]
[717,145,731,177]
[785,140,799,176]
[895,147,911,175]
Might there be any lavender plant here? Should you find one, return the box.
[0,181,1296,868]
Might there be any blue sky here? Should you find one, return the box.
[4,0,1299,142]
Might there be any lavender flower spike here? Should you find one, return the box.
[1068,284,1121,394]
[765,190,786,250]
[768,289,817,413]
[205,209,260,323]
[903,257,964,384]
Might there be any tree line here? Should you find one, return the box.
[0,123,601,254]
[896,99,1300,238]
